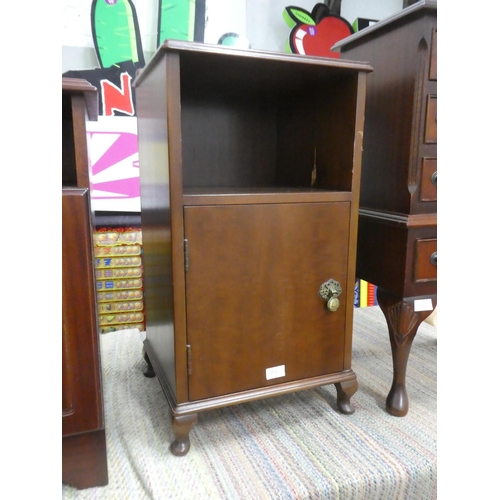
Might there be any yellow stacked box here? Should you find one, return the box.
[93,228,145,333]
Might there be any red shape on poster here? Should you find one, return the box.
[283,4,353,58]
[101,72,135,116]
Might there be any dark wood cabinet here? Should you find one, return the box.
[134,40,372,455]
[334,0,437,417]
[62,77,108,488]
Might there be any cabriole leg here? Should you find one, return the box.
[335,378,358,415]
[377,288,435,416]
[170,414,198,457]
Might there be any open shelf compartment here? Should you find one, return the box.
[150,41,370,198]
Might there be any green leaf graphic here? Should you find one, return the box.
[91,0,145,68]
[157,0,196,46]
[283,6,315,27]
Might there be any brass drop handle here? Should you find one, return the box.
[319,279,342,312]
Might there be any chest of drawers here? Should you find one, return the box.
[334,0,437,416]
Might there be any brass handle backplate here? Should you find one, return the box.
[319,279,342,312]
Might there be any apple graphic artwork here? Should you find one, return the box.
[283,5,354,58]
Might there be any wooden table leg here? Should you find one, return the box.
[170,413,198,457]
[335,379,358,415]
[377,288,436,417]
[143,348,156,378]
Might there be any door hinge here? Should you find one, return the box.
[184,238,189,272]
[187,344,192,376]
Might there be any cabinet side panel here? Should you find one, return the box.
[166,52,189,403]
[136,55,177,397]
[356,216,408,296]
[71,95,91,190]
[343,72,368,366]
[342,15,435,214]
[62,189,102,436]
[62,94,77,186]
[314,76,358,192]
[275,73,361,193]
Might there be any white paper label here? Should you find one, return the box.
[414,298,433,312]
[266,364,286,380]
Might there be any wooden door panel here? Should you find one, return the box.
[62,189,102,435]
[184,202,350,401]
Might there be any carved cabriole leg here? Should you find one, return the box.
[170,414,198,457]
[143,348,156,378]
[377,288,432,417]
[335,378,358,415]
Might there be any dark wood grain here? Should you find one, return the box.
[62,189,102,436]
[62,78,108,488]
[62,430,108,489]
[135,41,371,454]
[184,203,350,400]
[335,2,437,416]
[377,289,437,416]
[62,78,98,189]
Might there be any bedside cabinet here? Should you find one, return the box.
[62,78,108,488]
[134,40,372,455]
[334,0,437,416]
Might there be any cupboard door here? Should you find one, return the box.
[184,202,351,401]
[62,188,102,436]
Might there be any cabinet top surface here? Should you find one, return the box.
[62,77,99,121]
[134,39,372,87]
[332,0,437,51]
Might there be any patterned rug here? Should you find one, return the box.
[62,306,437,500]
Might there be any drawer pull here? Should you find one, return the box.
[431,172,437,185]
[430,252,437,265]
[319,279,342,312]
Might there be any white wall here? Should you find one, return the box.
[246,0,319,52]
[62,0,160,51]
[340,0,402,26]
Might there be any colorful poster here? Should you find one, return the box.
[63,0,206,212]
[87,116,140,212]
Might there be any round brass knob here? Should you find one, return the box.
[327,296,340,312]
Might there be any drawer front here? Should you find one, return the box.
[420,157,437,202]
[424,95,437,144]
[414,238,437,282]
[429,29,437,81]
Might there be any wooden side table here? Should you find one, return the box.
[135,40,372,455]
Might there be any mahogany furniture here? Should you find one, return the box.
[333,0,437,416]
[134,40,372,456]
[62,77,108,488]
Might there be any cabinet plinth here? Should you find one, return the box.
[334,0,437,416]
[135,40,372,455]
